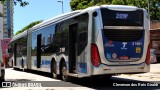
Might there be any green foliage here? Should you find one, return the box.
[70,0,112,10]
[15,20,43,35]
[111,0,148,10]
[0,0,29,7]
[149,0,160,20]
[111,0,160,20]
[70,0,160,20]
[70,0,93,10]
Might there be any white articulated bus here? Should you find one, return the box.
[9,5,150,81]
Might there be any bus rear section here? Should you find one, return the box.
[91,6,150,75]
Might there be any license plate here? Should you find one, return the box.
[119,56,129,60]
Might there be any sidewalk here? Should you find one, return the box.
[134,64,160,77]
[121,64,160,82]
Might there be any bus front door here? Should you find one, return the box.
[37,34,42,68]
[69,23,78,73]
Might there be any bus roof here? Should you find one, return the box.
[12,10,81,42]
[31,5,139,30]
[101,5,138,11]
[12,5,141,42]
[31,5,140,30]
[11,30,27,42]
[31,10,81,31]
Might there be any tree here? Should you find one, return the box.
[70,0,112,10]
[149,0,160,20]
[0,0,29,7]
[70,0,93,11]
[111,0,160,20]
[112,0,147,9]
[70,0,160,20]
[15,20,43,35]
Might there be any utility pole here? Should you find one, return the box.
[148,0,150,29]
[57,0,64,14]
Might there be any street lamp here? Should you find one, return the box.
[57,0,64,14]
[148,0,150,29]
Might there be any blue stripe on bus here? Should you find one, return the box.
[19,60,26,66]
[19,60,21,66]
[34,60,51,68]
[78,63,87,73]
[33,60,87,73]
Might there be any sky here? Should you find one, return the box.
[14,0,71,34]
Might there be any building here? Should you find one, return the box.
[0,2,3,39]
[0,0,14,67]
[1,0,14,38]
[1,38,11,67]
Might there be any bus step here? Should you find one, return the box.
[68,73,78,77]
[73,69,77,73]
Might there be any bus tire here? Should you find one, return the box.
[52,61,58,79]
[22,68,26,72]
[13,67,16,70]
[61,61,69,81]
[156,57,160,63]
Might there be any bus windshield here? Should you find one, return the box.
[100,8,143,26]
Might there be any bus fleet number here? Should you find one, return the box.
[132,42,142,46]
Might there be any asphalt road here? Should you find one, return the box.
[0,64,160,90]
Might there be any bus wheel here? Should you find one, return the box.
[11,60,13,67]
[61,62,69,81]
[21,59,25,71]
[52,61,58,79]
[22,68,26,72]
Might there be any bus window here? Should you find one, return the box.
[103,29,144,42]
[101,8,144,42]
